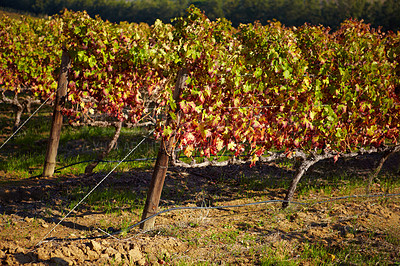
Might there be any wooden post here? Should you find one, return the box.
[43,49,71,177]
[140,69,187,230]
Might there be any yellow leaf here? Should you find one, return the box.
[216,139,224,151]
[227,141,236,151]
[184,144,194,157]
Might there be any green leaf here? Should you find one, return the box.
[367,125,377,136]
[88,56,96,68]
[77,51,85,61]
[169,111,177,120]
[254,67,262,78]
[283,70,291,80]
[243,83,251,93]
[163,126,173,137]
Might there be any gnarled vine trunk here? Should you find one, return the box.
[84,121,123,174]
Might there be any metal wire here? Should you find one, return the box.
[34,130,154,247]
[0,92,55,151]
[54,157,157,172]
[107,192,400,238]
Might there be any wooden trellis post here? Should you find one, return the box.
[43,49,71,177]
[140,68,187,230]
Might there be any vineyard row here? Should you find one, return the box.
[1,8,400,219]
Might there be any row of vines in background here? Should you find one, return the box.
[1,7,400,173]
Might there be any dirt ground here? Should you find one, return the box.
[1,153,400,265]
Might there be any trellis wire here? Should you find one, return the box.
[31,192,400,246]
[34,130,154,247]
[54,158,157,173]
[53,154,240,173]
[106,192,400,240]
[0,91,55,151]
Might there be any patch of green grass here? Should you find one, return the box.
[1,103,158,177]
[222,223,232,229]
[384,225,400,246]
[1,153,45,177]
[1,126,157,178]
[260,243,297,266]
[386,233,400,246]
[66,186,144,215]
[234,173,290,195]
[274,157,297,170]
[299,242,337,264]
[57,125,158,174]
[0,214,14,229]
[208,230,240,245]
[379,175,400,194]
[297,242,388,265]
[296,172,375,201]
[173,261,212,266]
[260,241,388,265]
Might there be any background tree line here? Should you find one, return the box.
[1,0,399,31]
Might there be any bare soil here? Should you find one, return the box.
[1,153,400,265]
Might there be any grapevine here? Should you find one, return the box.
[1,8,400,204]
